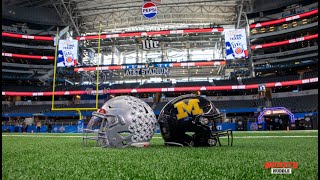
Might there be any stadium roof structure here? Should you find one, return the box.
[3,0,252,58]
[3,0,253,34]
[2,0,255,82]
[75,0,252,34]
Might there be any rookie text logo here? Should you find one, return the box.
[265,162,298,174]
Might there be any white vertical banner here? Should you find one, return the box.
[224,29,248,60]
[57,39,78,67]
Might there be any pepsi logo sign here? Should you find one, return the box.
[142,2,157,19]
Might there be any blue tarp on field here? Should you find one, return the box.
[3,123,238,133]
[2,125,78,133]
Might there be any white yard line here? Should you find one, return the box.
[2,135,84,138]
[1,134,318,138]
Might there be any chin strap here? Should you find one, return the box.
[164,142,185,147]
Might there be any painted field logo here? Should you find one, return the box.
[142,2,157,19]
[265,162,298,174]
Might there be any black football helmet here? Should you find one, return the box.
[158,94,233,147]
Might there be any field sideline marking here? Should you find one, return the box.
[2,134,318,138]
[1,130,317,135]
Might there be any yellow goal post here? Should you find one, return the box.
[51,24,104,120]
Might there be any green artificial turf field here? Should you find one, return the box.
[2,131,318,180]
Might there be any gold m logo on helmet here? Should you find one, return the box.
[174,99,203,120]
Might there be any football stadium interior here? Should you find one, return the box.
[2,0,318,179]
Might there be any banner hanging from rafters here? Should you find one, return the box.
[57,39,78,67]
[224,29,248,60]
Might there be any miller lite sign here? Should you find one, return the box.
[57,39,78,67]
[224,29,248,60]
[141,38,159,50]
[142,2,158,19]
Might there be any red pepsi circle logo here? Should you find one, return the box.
[142,2,157,19]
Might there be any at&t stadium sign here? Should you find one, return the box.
[125,67,169,76]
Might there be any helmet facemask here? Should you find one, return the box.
[83,111,134,148]
[196,114,233,147]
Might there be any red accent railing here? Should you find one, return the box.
[250,34,318,49]
[249,9,318,29]
[2,78,318,96]
[75,28,224,40]
[2,53,54,60]
[2,32,54,41]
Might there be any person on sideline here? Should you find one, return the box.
[47,121,53,133]
[36,121,42,133]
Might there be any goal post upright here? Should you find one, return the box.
[50,24,104,126]
[95,23,102,110]
[51,27,59,111]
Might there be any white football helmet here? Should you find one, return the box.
[83,96,157,148]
